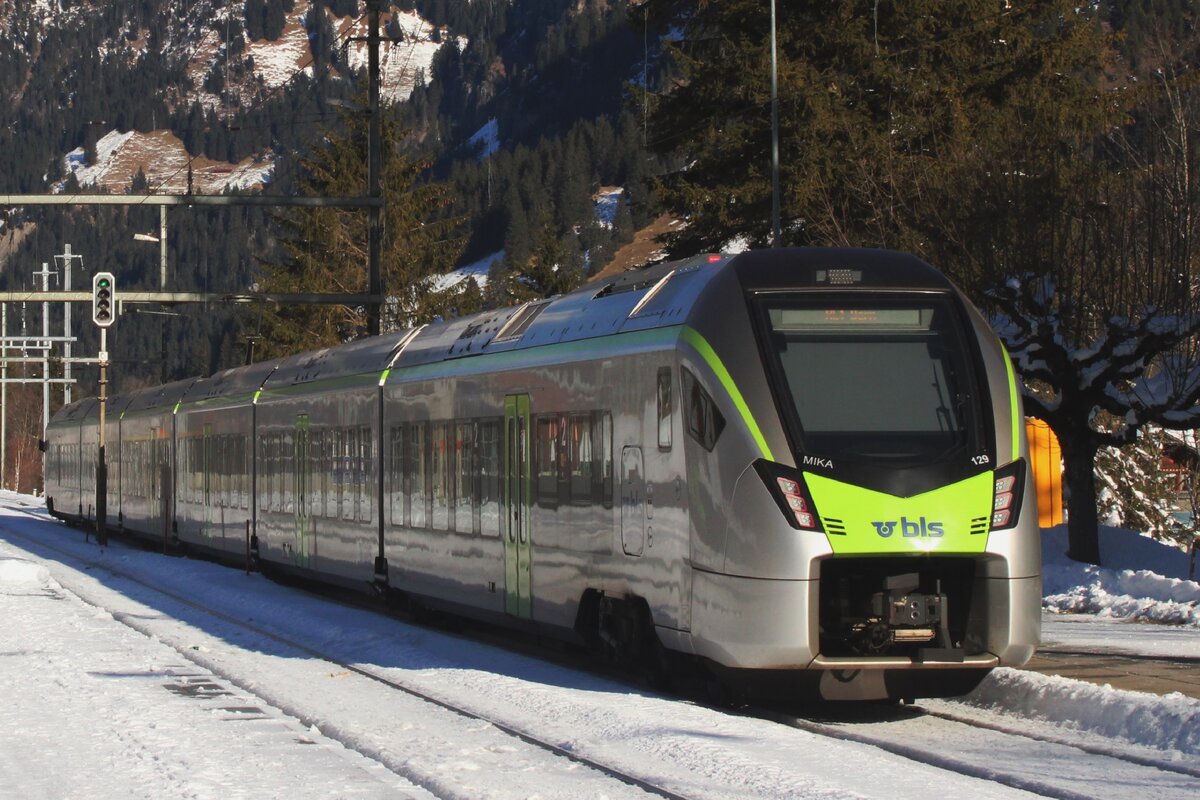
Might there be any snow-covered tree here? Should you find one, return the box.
[983,45,1200,564]
[1095,428,1176,540]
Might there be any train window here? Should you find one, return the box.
[215,434,225,508]
[535,415,563,509]
[234,435,242,509]
[241,434,251,510]
[338,428,353,521]
[409,422,429,528]
[282,430,294,514]
[182,437,193,505]
[204,434,212,507]
[358,425,372,524]
[431,422,451,530]
[681,367,726,452]
[271,433,282,513]
[261,434,271,510]
[322,431,332,518]
[256,435,265,511]
[310,429,323,517]
[235,434,242,510]
[657,367,673,450]
[480,419,501,536]
[389,426,403,525]
[569,414,592,505]
[595,411,614,507]
[455,421,476,534]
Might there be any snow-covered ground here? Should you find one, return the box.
[0,492,1197,798]
[1042,524,1200,627]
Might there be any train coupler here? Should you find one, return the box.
[872,574,963,662]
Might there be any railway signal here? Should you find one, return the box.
[92,271,115,328]
[90,270,115,545]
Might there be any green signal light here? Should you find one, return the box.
[93,272,116,328]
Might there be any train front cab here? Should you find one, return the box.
[681,249,1041,701]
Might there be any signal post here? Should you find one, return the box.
[92,272,114,546]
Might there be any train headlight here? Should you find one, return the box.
[755,461,825,532]
[990,460,1026,530]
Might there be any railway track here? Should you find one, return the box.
[4,502,1198,800]
[758,701,1200,800]
[0,505,685,800]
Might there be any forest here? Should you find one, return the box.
[2,0,1200,562]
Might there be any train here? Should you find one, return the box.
[43,248,1041,702]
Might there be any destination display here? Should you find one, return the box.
[772,307,928,330]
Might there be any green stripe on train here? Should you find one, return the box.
[805,471,994,555]
[1003,348,1021,459]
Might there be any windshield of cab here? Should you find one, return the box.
[760,294,981,464]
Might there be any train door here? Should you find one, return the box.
[621,446,646,556]
[503,395,532,618]
[294,414,312,566]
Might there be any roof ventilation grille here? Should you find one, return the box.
[493,301,550,343]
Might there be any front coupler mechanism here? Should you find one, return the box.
[852,573,963,662]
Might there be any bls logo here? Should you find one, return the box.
[872,517,945,538]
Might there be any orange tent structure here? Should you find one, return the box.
[1025,419,1064,527]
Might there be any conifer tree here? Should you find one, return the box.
[255,100,467,358]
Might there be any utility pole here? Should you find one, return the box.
[367,0,384,337]
[55,244,83,406]
[35,261,56,447]
[770,0,782,247]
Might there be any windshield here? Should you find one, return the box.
[761,294,980,464]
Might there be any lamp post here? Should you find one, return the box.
[134,217,170,382]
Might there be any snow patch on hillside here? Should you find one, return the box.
[429,252,500,293]
[181,1,452,111]
[59,129,273,194]
[468,119,500,160]
[339,9,449,104]
[594,187,623,228]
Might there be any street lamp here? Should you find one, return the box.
[133,204,168,290]
[134,216,170,382]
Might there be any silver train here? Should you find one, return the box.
[44,248,1041,701]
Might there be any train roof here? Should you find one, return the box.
[118,377,199,417]
[58,248,956,407]
[182,357,285,407]
[261,329,412,392]
[46,396,98,427]
[400,252,724,367]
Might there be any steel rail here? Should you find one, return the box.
[0,507,694,800]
